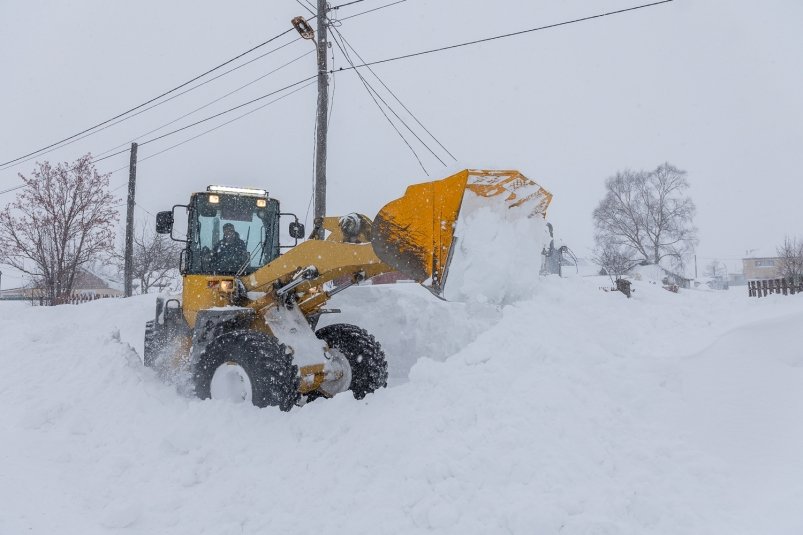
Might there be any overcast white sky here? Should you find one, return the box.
[2,0,802,287]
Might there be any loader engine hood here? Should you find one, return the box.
[372,169,552,297]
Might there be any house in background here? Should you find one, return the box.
[8,268,123,305]
[742,253,781,281]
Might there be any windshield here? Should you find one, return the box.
[186,192,279,275]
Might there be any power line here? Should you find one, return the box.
[124,75,316,151]
[133,80,316,165]
[6,73,315,188]
[0,25,305,168]
[5,80,316,198]
[332,0,674,72]
[330,0,367,9]
[134,201,154,217]
[91,49,314,161]
[0,184,25,196]
[295,0,316,16]
[0,38,306,172]
[339,0,408,22]
[334,27,456,161]
[330,31,429,174]
[332,29,444,167]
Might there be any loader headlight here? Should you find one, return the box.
[208,194,220,204]
[219,280,234,292]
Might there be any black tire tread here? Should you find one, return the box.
[193,330,300,411]
[315,323,388,400]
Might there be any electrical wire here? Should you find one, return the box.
[339,0,408,22]
[333,0,674,72]
[91,49,314,161]
[334,27,455,161]
[116,75,317,151]
[0,25,308,168]
[5,76,314,197]
[331,29,442,167]
[133,80,315,165]
[328,36,337,129]
[295,0,316,16]
[304,113,317,230]
[11,81,315,200]
[0,184,25,196]
[134,201,155,217]
[330,31,428,174]
[330,0,367,9]
[0,38,306,172]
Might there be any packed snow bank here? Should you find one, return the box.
[2,282,803,534]
[320,283,503,381]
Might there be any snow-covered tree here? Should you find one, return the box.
[117,223,182,294]
[0,156,118,305]
[776,236,803,282]
[593,163,697,267]
[593,237,640,284]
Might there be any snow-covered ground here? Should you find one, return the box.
[1,279,802,534]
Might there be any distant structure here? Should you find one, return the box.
[742,252,781,281]
[1,268,123,305]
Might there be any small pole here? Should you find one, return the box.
[313,0,329,238]
[694,254,698,279]
[124,142,138,297]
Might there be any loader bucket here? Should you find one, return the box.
[372,169,552,297]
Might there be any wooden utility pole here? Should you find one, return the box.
[313,0,329,238]
[124,142,138,297]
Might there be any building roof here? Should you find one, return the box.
[73,269,111,290]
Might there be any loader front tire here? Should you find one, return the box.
[316,324,388,399]
[192,330,300,411]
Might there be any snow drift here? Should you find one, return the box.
[1,278,803,534]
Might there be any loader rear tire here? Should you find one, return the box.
[316,324,388,400]
[192,330,300,411]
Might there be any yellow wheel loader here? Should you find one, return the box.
[143,169,551,409]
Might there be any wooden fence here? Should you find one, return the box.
[748,278,803,297]
[33,294,123,306]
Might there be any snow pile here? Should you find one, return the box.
[2,280,803,534]
[321,283,503,381]
[443,191,548,305]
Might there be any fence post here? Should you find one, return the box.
[762,280,768,297]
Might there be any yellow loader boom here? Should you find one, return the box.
[145,169,551,409]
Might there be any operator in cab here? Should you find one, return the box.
[212,222,248,273]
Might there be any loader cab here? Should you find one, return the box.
[183,186,280,276]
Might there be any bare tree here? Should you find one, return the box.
[593,238,640,284]
[117,223,182,294]
[593,163,697,266]
[0,156,118,305]
[704,259,727,279]
[776,236,803,282]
